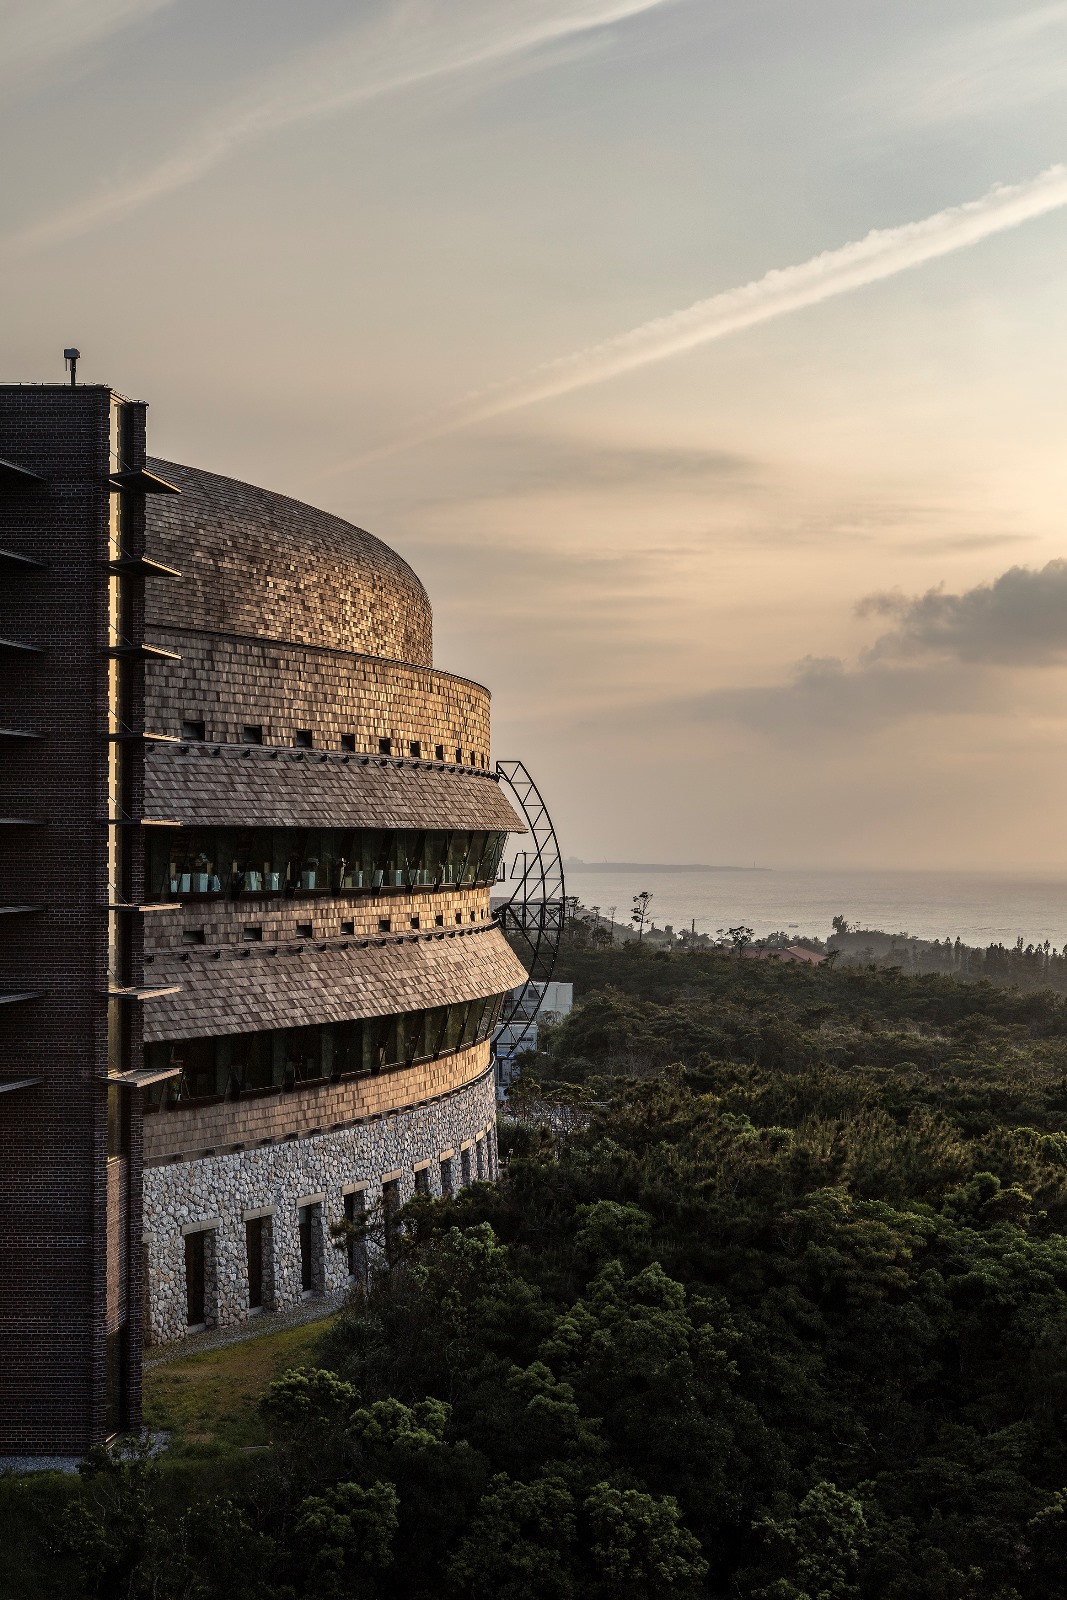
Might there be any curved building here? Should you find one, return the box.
[0,383,527,1457]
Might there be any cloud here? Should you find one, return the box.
[686,656,997,741]
[0,0,177,91]
[884,2,1067,126]
[1,0,677,255]
[391,431,756,504]
[330,164,1067,468]
[652,559,1067,743]
[860,559,1067,666]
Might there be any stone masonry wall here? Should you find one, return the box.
[143,1066,498,1343]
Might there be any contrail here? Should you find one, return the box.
[331,163,1067,470]
[2,0,676,256]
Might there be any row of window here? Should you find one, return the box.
[145,991,508,1106]
[182,1135,495,1326]
[147,827,508,901]
[174,907,489,945]
[180,720,488,768]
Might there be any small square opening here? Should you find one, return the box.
[294,730,313,749]
[409,740,421,758]
[379,737,393,755]
[410,915,420,930]
[296,921,313,939]
[182,928,205,946]
[242,725,263,745]
[434,745,444,761]
[340,919,355,936]
[243,925,263,942]
[182,719,205,741]
[435,913,444,927]
[340,733,356,752]
[378,917,391,933]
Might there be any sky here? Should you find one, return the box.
[4,0,1067,872]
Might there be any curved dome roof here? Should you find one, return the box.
[144,459,432,667]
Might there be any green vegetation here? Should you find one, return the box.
[8,942,1067,1596]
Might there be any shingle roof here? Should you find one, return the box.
[144,744,526,832]
[141,922,528,1041]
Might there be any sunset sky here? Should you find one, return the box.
[5,0,1067,871]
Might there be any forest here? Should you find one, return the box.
[6,935,1067,1598]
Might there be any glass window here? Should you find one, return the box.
[143,993,510,1104]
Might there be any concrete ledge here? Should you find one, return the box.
[180,1216,221,1235]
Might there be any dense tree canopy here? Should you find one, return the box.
[7,943,1067,1597]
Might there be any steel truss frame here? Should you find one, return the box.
[493,759,565,1059]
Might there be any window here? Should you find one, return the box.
[246,1217,265,1309]
[182,928,205,946]
[150,827,509,904]
[340,919,355,936]
[298,1203,323,1294]
[143,992,513,1107]
[469,751,476,766]
[182,719,205,741]
[414,1166,430,1196]
[344,1190,367,1282]
[379,737,392,755]
[410,915,420,930]
[455,747,463,763]
[242,725,263,744]
[185,1231,207,1326]
[439,1155,454,1197]
[435,914,444,927]
[295,921,313,939]
[294,729,313,749]
[409,741,421,758]
[243,925,263,942]
[435,745,444,761]
[476,1139,486,1180]
[455,912,462,924]
[340,733,356,752]
[378,918,391,933]
[460,1148,472,1188]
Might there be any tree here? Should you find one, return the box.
[717,925,754,957]
[632,891,654,943]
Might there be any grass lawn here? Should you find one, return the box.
[143,1313,340,1457]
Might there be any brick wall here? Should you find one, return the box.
[143,1039,492,1162]
[0,386,119,1454]
[143,630,491,760]
[143,459,433,667]
[145,885,492,949]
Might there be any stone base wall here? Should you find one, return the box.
[142,1068,498,1345]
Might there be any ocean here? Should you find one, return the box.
[561,866,1067,951]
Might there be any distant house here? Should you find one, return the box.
[742,945,825,966]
